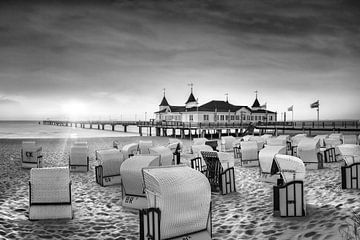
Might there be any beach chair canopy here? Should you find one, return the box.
[260,134,273,140]
[22,141,42,162]
[291,134,307,147]
[30,167,71,204]
[120,155,160,196]
[122,143,139,158]
[138,140,153,154]
[271,154,306,183]
[191,144,213,156]
[259,145,287,174]
[96,149,124,177]
[142,165,211,239]
[248,136,265,150]
[240,141,258,160]
[277,135,290,141]
[337,144,360,165]
[313,135,329,148]
[343,135,358,144]
[266,138,286,147]
[193,138,208,145]
[329,133,343,140]
[297,139,320,163]
[221,136,236,151]
[324,138,342,148]
[149,146,173,166]
[168,138,183,152]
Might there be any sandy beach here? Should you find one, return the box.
[1,136,359,240]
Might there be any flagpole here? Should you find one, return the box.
[292,107,294,126]
[317,105,319,127]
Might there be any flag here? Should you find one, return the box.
[260,102,267,109]
[310,100,319,109]
[288,105,293,111]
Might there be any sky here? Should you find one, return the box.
[0,0,359,121]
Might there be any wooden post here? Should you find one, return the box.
[156,127,161,136]
[180,129,184,139]
[98,124,100,130]
[90,124,92,129]
[124,125,127,132]
[112,125,115,131]
[139,127,142,136]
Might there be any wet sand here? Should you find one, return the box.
[0,136,359,240]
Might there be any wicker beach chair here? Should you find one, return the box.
[220,136,236,152]
[69,142,89,172]
[95,148,124,186]
[258,145,287,183]
[140,165,212,240]
[271,154,306,217]
[200,151,236,194]
[314,135,329,148]
[120,155,160,210]
[338,144,360,189]
[21,141,43,169]
[297,138,323,170]
[249,136,265,151]
[190,145,213,172]
[324,137,342,161]
[150,146,174,166]
[343,135,358,145]
[239,141,259,167]
[138,140,153,154]
[167,139,183,164]
[29,167,72,220]
[122,143,139,159]
[193,137,208,145]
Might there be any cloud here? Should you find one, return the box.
[0,96,19,105]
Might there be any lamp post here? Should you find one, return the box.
[145,112,147,122]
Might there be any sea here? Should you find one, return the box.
[0,121,140,139]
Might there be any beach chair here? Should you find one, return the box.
[200,151,236,194]
[338,144,360,189]
[239,141,259,167]
[220,136,236,152]
[343,135,358,145]
[314,135,328,148]
[150,146,174,166]
[122,143,139,159]
[190,157,206,174]
[249,136,265,151]
[167,139,183,164]
[21,141,43,169]
[232,138,243,159]
[190,145,213,172]
[193,138,208,145]
[113,140,121,149]
[271,154,306,217]
[69,142,89,172]
[297,138,323,170]
[324,138,342,161]
[138,140,153,154]
[120,155,160,210]
[29,167,72,220]
[258,145,287,183]
[140,165,212,240]
[95,148,124,186]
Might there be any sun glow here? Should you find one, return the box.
[61,101,88,120]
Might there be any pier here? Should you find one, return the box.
[42,120,360,138]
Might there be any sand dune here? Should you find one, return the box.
[0,137,359,239]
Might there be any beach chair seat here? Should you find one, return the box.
[200,151,236,194]
[297,138,323,170]
[140,165,212,240]
[190,157,207,174]
[258,145,286,183]
[29,167,72,220]
[220,136,236,152]
[270,154,306,217]
[338,144,360,189]
[138,140,153,154]
[69,142,89,172]
[239,141,259,167]
[150,146,174,166]
[120,155,160,210]
[95,148,124,186]
[122,143,139,159]
[21,141,43,169]
[320,147,336,163]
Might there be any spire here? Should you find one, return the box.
[251,90,260,109]
[185,83,198,108]
[159,88,169,106]
[225,93,229,103]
